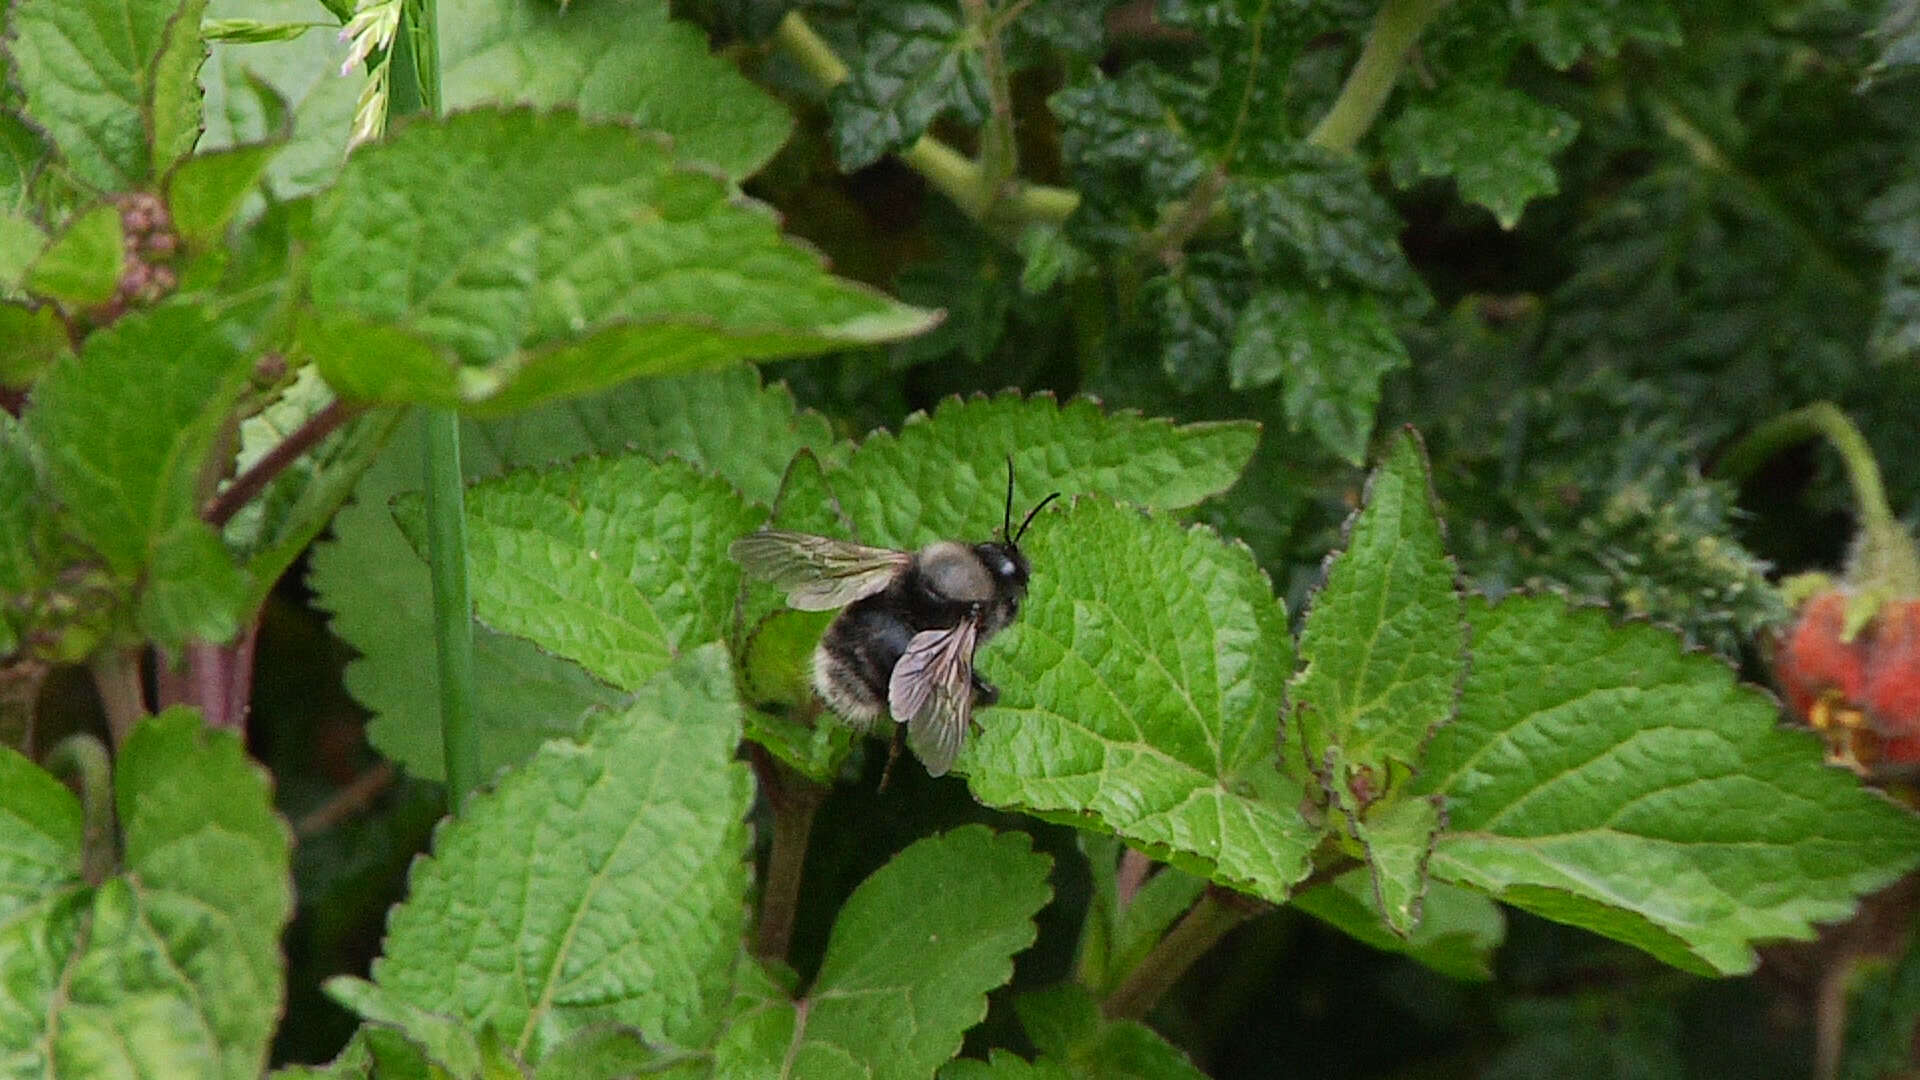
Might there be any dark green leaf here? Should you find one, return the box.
[1229,285,1411,465]
[1382,84,1578,229]
[1014,985,1208,1080]
[828,2,991,170]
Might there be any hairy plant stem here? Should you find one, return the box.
[296,761,399,841]
[1307,0,1452,153]
[202,398,356,527]
[46,734,115,884]
[1716,402,1919,594]
[1101,885,1267,1020]
[90,647,145,748]
[964,0,1019,204]
[157,620,262,732]
[749,743,828,963]
[0,657,47,756]
[773,11,1079,227]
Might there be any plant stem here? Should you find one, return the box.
[0,657,47,756]
[1716,402,1919,594]
[965,0,1019,203]
[772,11,1079,227]
[1307,0,1451,153]
[749,744,827,962]
[89,648,145,748]
[422,412,481,806]
[202,399,355,527]
[296,761,399,841]
[1101,885,1267,1020]
[46,734,115,884]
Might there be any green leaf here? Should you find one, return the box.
[1051,69,1207,250]
[1145,255,1245,392]
[534,1025,692,1080]
[441,0,793,181]
[965,498,1318,904]
[944,1051,1073,1079]
[149,0,211,180]
[0,303,72,386]
[311,368,832,782]
[1073,837,1207,995]
[166,139,284,249]
[833,393,1260,547]
[0,213,47,291]
[1228,286,1411,465]
[713,826,1053,1080]
[1290,430,1459,932]
[828,1,990,171]
[1512,0,1682,69]
[299,109,934,415]
[136,518,251,647]
[201,17,321,43]
[393,455,764,693]
[1013,985,1207,1080]
[1382,84,1578,229]
[0,709,293,1079]
[325,977,502,1079]
[1866,174,1920,363]
[1227,147,1427,305]
[24,203,122,309]
[1292,430,1462,788]
[1417,595,1920,975]
[1293,870,1506,982]
[24,300,253,574]
[6,0,204,189]
[371,645,753,1059]
[0,418,51,655]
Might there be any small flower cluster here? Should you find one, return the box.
[339,0,401,147]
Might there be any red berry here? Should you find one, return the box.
[1864,601,1920,762]
[1775,591,1870,721]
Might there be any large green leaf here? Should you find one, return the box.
[0,710,293,1080]
[298,108,935,415]
[713,826,1052,1079]
[832,393,1260,547]
[6,0,207,190]
[393,455,764,693]
[440,0,792,180]
[965,498,1318,904]
[1228,286,1411,465]
[310,368,837,781]
[371,646,753,1060]
[1418,595,1920,975]
[1006,985,1208,1080]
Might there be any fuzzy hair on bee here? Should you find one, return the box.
[729,461,1059,777]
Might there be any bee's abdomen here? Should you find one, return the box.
[813,599,916,731]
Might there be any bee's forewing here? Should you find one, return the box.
[890,620,978,777]
[728,530,909,611]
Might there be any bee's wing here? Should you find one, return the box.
[729,530,910,611]
[888,618,979,778]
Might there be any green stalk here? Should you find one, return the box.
[1307,0,1452,153]
[1716,402,1920,595]
[385,0,477,804]
[772,10,1079,227]
[46,734,115,884]
[1100,886,1266,1020]
[422,414,480,805]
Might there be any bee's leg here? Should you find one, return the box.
[970,670,999,707]
[878,724,905,793]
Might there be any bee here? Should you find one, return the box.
[729,462,1059,777]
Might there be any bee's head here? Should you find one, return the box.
[973,540,1032,593]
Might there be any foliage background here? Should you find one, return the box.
[2,0,1919,1075]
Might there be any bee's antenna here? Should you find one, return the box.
[1003,455,1016,540]
[1014,491,1062,543]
